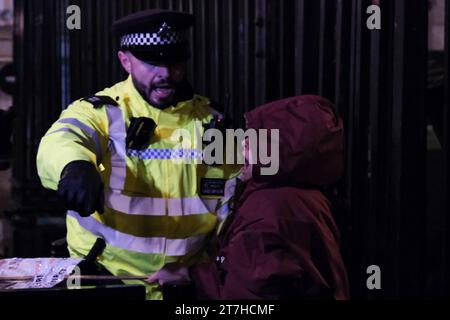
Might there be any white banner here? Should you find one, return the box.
[0,258,82,290]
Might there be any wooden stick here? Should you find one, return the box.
[0,276,34,281]
[0,275,148,282]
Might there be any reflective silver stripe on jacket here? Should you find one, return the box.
[68,211,207,256]
[55,118,103,165]
[106,105,127,190]
[105,188,219,216]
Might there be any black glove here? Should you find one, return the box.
[57,160,104,217]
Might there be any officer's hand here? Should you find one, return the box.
[57,160,104,217]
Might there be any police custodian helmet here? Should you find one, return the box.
[112,9,194,63]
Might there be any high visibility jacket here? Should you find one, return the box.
[36,76,239,299]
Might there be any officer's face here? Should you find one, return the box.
[240,137,253,182]
[118,51,186,109]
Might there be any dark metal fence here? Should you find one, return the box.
[11,0,450,298]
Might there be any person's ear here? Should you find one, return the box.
[118,51,132,74]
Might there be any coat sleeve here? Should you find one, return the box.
[191,218,327,299]
[191,192,343,300]
[192,227,306,299]
[36,101,109,190]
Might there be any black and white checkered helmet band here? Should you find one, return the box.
[120,30,184,47]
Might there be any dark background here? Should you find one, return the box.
[0,0,448,299]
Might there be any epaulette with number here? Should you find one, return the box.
[81,95,119,108]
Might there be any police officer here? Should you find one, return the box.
[36,9,238,299]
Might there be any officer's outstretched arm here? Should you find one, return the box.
[36,100,108,190]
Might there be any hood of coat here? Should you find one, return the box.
[242,95,344,194]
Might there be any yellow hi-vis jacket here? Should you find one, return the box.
[36,76,240,299]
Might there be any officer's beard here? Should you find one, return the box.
[132,76,178,110]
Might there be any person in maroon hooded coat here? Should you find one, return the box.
[149,95,350,300]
